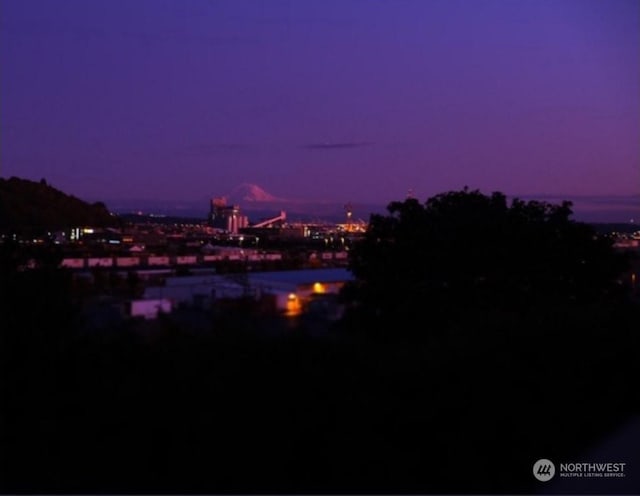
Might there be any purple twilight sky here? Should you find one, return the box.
[1,0,638,216]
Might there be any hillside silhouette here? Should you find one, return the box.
[0,177,118,234]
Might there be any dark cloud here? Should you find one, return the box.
[302,142,373,150]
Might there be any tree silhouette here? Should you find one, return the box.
[335,188,639,493]
[342,188,630,336]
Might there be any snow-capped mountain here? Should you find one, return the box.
[226,183,281,203]
[106,182,388,222]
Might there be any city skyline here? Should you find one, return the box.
[1,0,638,215]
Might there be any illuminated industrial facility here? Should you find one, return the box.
[209,197,249,234]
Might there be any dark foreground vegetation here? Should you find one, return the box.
[1,189,639,494]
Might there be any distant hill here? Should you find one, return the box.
[0,177,119,234]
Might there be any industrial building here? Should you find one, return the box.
[141,267,354,317]
[209,197,249,234]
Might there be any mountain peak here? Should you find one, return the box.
[226,183,280,202]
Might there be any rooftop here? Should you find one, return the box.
[248,268,354,286]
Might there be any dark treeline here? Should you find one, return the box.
[0,177,119,235]
[1,189,639,494]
